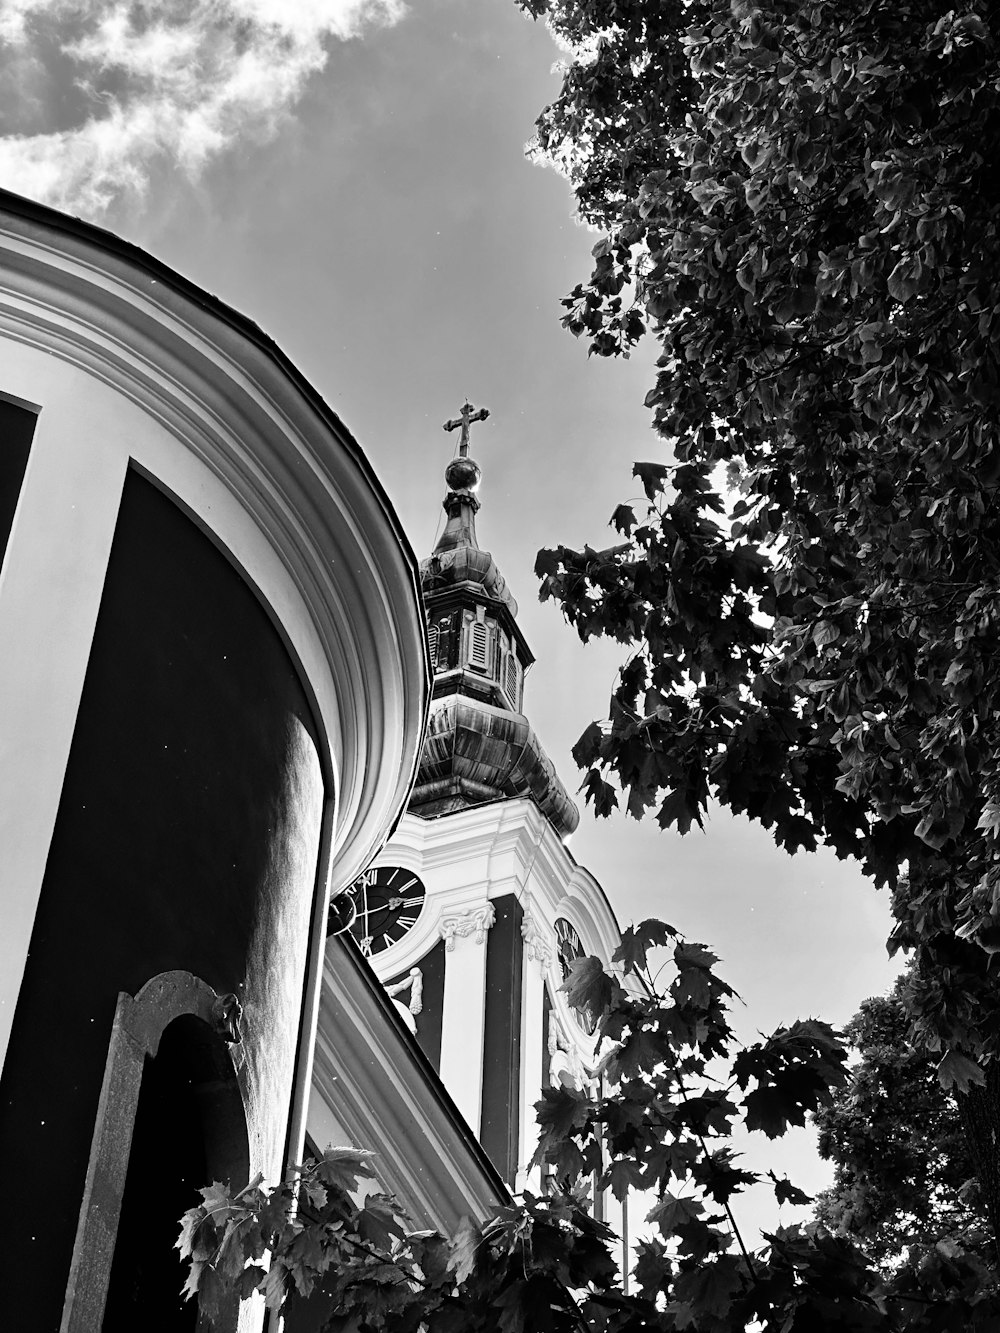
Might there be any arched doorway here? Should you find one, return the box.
[103,1012,249,1330]
[62,972,250,1332]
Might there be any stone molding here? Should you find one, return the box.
[521,911,553,972]
[440,902,496,951]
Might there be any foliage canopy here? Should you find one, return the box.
[813,969,990,1264]
[517,0,1000,1078]
[180,925,1000,1330]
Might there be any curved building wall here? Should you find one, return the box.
[1,469,327,1328]
[0,193,429,1330]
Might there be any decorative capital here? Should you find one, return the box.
[440,902,496,951]
[521,911,553,972]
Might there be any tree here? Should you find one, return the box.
[515,0,1000,1237]
[813,969,990,1265]
[179,924,1000,1330]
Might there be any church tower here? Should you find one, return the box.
[311,404,624,1214]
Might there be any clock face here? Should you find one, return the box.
[349,865,426,957]
[555,917,597,1034]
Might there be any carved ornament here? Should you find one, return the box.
[521,911,553,971]
[440,902,496,951]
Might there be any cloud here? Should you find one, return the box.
[0,0,406,216]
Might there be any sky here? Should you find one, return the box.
[0,0,903,1227]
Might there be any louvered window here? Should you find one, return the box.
[501,650,521,709]
[468,619,490,671]
[427,623,439,668]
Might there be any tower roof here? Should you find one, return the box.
[409,404,579,839]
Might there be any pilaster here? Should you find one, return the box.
[438,903,495,1133]
[518,911,551,1189]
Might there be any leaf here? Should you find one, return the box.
[657,787,702,833]
[357,1194,406,1249]
[645,1191,704,1237]
[887,255,922,302]
[581,767,619,817]
[494,1279,529,1333]
[674,941,719,970]
[742,1084,803,1138]
[533,1084,592,1146]
[616,1025,669,1077]
[311,1147,378,1195]
[937,1050,986,1093]
[768,1170,813,1207]
[603,1157,646,1201]
[633,460,670,501]
[812,620,840,649]
[560,954,612,1024]
[612,918,678,973]
[734,1020,848,1136]
[572,720,604,768]
[611,502,637,535]
[671,1255,746,1325]
[450,1214,480,1285]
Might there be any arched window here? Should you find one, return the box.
[62,972,250,1333]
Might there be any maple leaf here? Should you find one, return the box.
[657,786,701,833]
[571,720,604,768]
[357,1194,406,1249]
[743,1085,804,1138]
[674,941,720,970]
[734,1020,848,1137]
[768,1171,813,1207]
[616,1025,669,1077]
[645,1191,704,1237]
[534,1084,592,1144]
[611,503,637,536]
[450,1214,481,1285]
[602,1157,646,1201]
[633,460,670,501]
[560,954,612,1026]
[612,918,678,973]
[671,1254,746,1326]
[261,1259,290,1310]
[937,1049,986,1093]
[671,965,712,1009]
[192,1264,229,1322]
[300,1175,328,1212]
[311,1147,378,1195]
[693,1148,757,1203]
[176,1205,207,1260]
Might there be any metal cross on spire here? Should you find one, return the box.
[443,401,490,456]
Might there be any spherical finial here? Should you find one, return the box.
[445,454,481,493]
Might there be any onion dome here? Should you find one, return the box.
[408,403,579,839]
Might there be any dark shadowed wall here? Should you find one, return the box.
[0,469,325,1329]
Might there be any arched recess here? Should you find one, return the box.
[61,971,250,1333]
